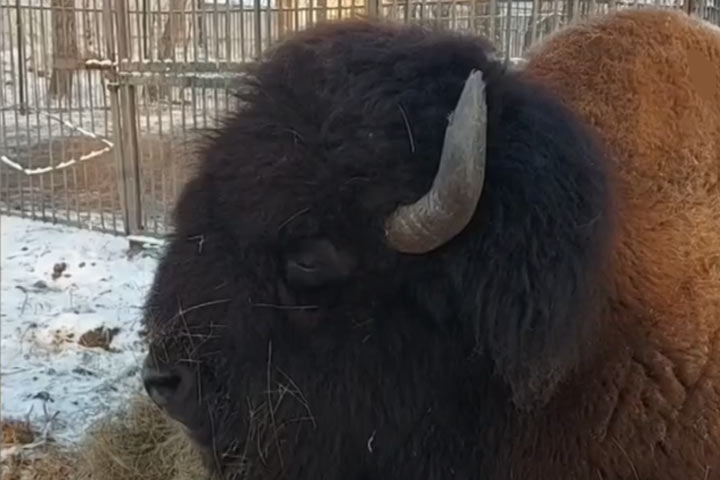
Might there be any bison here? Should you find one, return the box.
[140,7,720,480]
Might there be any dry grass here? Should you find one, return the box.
[74,394,211,480]
[2,419,36,446]
[77,326,122,352]
[1,446,78,480]
[1,395,211,480]
[1,417,76,480]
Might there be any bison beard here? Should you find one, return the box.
[141,9,720,480]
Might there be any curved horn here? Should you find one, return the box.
[384,70,488,254]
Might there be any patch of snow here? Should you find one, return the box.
[84,59,116,69]
[0,215,160,445]
[507,57,528,69]
[127,234,167,247]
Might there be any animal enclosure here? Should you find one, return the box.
[1,0,719,238]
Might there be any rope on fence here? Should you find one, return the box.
[36,110,114,149]
[1,147,113,176]
[0,109,114,176]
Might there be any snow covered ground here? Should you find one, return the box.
[1,215,160,446]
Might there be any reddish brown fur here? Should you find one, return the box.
[519,8,720,479]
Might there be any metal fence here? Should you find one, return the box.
[1,0,719,239]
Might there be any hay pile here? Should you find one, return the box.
[1,445,78,480]
[1,396,212,480]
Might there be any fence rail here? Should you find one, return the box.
[2,0,719,238]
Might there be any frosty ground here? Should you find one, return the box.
[1,214,159,450]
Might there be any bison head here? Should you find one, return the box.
[141,19,612,479]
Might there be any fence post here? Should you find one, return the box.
[103,0,143,236]
[489,0,497,44]
[15,0,26,114]
[316,0,328,22]
[103,0,128,235]
[115,0,143,236]
[365,0,379,17]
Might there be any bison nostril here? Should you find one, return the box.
[141,358,195,412]
[143,371,183,406]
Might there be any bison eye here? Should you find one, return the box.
[284,238,355,289]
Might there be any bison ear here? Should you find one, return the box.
[491,348,573,411]
[284,238,356,289]
[469,256,603,411]
[482,291,599,411]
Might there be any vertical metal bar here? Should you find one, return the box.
[96,0,112,230]
[94,0,103,61]
[182,0,188,63]
[16,0,25,114]
[213,0,220,62]
[63,160,70,223]
[52,2,70,224]
[469,0,476,34]
[87,0,104,230]
[116,0,143,235]
[0,5,8,215]
[419,0,427,23]
[8,1,24,218]
[31,5,46,221]
[142,0,148,59]
[142,86,157,234]
[265,0,271,47]
[192,0,198,62]
[104,0,126,234]
[88,76,105,231]
[504,0,512,61]
[202,0,209,60]
[530,0,538,46]
[133,0,142,61]
[0,165,5,215]
[225,0,231,62]
[73,6,85,226]
[117,0,132,60]
[123,90,142,236]
[254,0,261,58]
[156,81,168,234]
[71,165,79,226]
[148,0,156,62]
[107,0,120,70]
[114,0,131,239]
[240,0,246,60]
[81,2,90,226]
[489,0,496,43]
[38,1,56,224]
[20,4,35,221]
[169,79,179,228]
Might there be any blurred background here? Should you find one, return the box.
[1,0,718,242]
